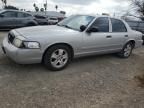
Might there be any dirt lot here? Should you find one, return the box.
[0,31,144,108]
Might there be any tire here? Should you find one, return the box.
[118,42,134,58]
[43,45,72,71]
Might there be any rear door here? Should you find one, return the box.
[16,12,33,27]
[0,11,17,28]
[109,18,128,49]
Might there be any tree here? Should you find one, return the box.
[44,3,47,11]
[3,0,6,5]
[33,3,39,12]
[1,0,7,7]
[131,0,144,16]
[40,8,44,12]
[35,7,39,12]
[4,5,19,10]
[60,11,66,15]
[33,3,36,8]
[55,5,58,11]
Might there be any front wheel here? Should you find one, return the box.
[118,42,134,58]
[43,45,72,71]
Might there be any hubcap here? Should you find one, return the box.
[50,49,68,68]
[124,44,132,57]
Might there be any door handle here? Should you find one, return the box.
[106,35,112,38]
[125,35,128,37]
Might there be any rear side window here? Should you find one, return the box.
[91,17,109,32]
[14,12,32,18]
[24,13,32,17]
[2,11,17,17]
[17,12,25,17]
[111,18,127,32]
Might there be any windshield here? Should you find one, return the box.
[58,15,95,31]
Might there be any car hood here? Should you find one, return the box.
[15,25,76,39]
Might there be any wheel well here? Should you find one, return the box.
[42,43,74,62]
[129,40,135,48]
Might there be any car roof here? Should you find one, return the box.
[126,20,144,23]
[34,14,46,17]
[2,9,32,15]
[74,14,123,20]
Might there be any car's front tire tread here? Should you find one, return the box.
[43,45,72,71]
[118,42,134,58]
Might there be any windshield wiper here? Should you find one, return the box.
[63,25,73,29]
[57,24,61,26]
[57,24,75,30]
[57,24,68,28]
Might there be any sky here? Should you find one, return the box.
[0,0,131,16]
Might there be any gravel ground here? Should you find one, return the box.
[0,31,144,108]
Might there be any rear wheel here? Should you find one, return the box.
[43,45,72,71]
[118,42,134,58]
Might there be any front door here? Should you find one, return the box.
[82,17,113,54]
[0,11,17,29]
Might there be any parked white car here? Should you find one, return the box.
[2,15,143,71]
[48,17,58,25]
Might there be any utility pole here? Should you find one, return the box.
[113,12,115,17]
[1,0,7,8]
[44,0,47,15]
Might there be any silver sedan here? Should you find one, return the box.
[2,15,143,71]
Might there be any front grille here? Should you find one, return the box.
[8,33,15,44]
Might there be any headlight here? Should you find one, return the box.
[12,35,40,49]
[12,35,25,48]
[13,38,23,48]
[23,41,40,49]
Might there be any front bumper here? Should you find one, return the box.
[135,40,143,48]
[2,37,43,64]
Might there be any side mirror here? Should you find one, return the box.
[0,14,4,18]
[80,25,86,32]
[87,26,99,33]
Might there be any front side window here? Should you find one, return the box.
[24,13,32,17]
[90,17,109,32]
[58,15,95,31]
[17,12,25,17]
[17,12,31,18]
[111,18,127,32]
[2,11,17,17]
